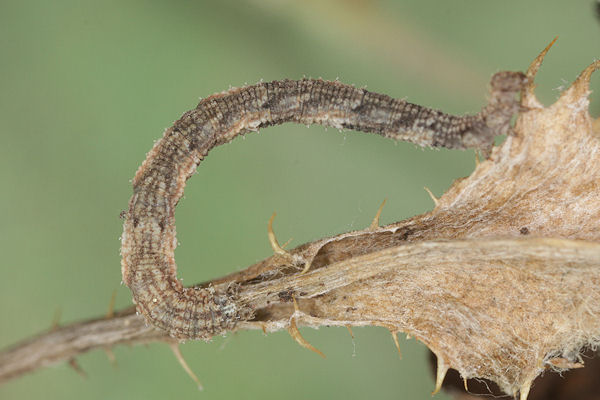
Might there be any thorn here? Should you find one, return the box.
[170,343,203,391]
[104,347,117,367]
[50,307,62,331]
[288,317,326,358]
[519,381,532,400]
[526,36,558,82]
[268,212,292,257]
[345,325,354,339]
[463,377,469,392]
[423,187,440,207]
[261,323,267,335]
[524,37,558,100]
[292,294,300,312]
[368,199,387,231]
[68,358,87,378]
[474,151,481,166]
[389,330,402,359]
[280,237,293,249]
[431,356,448,395]
[288,296,325,358]
[405,333,412,340]
[268,212,312,274]
[299,259,312,275]
[106,290,117,318]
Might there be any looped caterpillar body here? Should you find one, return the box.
[120,73,526,339]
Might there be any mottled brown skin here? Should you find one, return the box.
[121,73,527,340]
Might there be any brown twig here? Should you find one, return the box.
[2,238,598,386]
[0,307,165,384]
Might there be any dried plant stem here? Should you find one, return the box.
[0,309,164,384]
[1,238,598,386]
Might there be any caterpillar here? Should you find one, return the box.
[120,72,526,340]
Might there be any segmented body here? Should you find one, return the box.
[121,73,526,340]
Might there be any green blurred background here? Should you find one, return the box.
[1,0,598,399]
